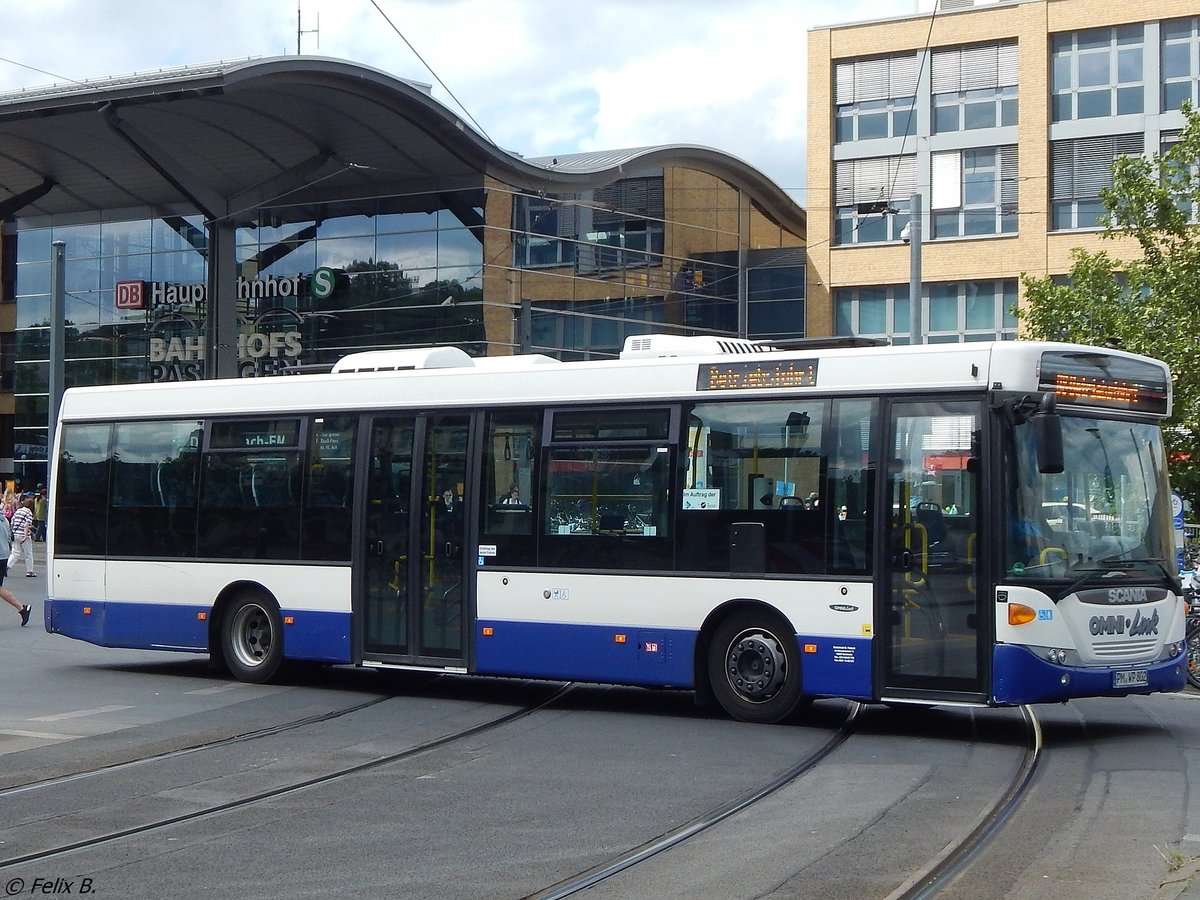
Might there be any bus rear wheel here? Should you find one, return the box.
[221,593,284,684]
[708,611,804,724]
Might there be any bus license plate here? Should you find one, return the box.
[1113,669,1149,688]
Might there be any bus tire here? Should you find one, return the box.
[221,592,284,684]
[708,610,804,724]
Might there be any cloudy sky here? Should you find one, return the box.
[0,0,913,206]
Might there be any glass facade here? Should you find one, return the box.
[6,169,805,483]
[8,190,487,482]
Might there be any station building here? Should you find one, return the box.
[0,58,807,487]
[806,0,1198,344]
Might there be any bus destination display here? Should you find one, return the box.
[698,359,818,392]
[1038,351,1168,414]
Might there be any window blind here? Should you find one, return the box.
[835,53,919,103]
[835,156,916,205]
[931,42,1017,93]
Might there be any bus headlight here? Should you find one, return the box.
[1046,648,1068,664]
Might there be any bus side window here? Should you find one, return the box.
[482,411,539,566]
[826,398,877,575]
[302,416,356,562]
[680,400,829,575]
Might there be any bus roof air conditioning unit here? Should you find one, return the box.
[332,346,474,373]
[619,334,772,359]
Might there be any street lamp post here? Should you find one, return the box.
[905,192,922,345]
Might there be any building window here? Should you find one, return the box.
[836,280,1017,343]
[931,146,1017,238]
[834,285,910,342]
[579,177,665,272]
[1051,25,1144,122]
[513,193,576,268]
[932,42,1018,133]
[833,156,914,245]
[1051,134,1143,230]
[1163,18,1200,112]
[747,265,805,340]
[1162,131,1199,221]
[834,54,918,143]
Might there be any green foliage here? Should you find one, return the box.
[1019,104,1200,508]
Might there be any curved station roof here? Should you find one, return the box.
[0,56,805,233]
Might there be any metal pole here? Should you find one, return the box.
[908,192,922,345]
[48,240,66,481]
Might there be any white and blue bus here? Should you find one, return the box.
[46,335,1186,723]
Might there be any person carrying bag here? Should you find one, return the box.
[10,497,35,578]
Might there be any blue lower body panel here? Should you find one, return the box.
[796,635,873,701]
[46,598,352,665]
[992,643,1186,704]
[475,620,695,687]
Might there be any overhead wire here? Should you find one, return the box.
[366,0,496,146]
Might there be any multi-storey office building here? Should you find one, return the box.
[0,59,806,487]
[807,0,1197,343]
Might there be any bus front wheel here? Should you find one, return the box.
[221,593,284,684]
[708,611,804,724]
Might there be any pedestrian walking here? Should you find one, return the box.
[10,497,35,577]
[0,511,31,625]
[33,487,47,542]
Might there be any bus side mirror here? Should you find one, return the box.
[1031,410,1064,474]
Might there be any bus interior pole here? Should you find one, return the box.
[48,240,66,486]
[908,192,922,345]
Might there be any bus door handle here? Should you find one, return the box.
[369,540,386,557]
[894,549,914,571]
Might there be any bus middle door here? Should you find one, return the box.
[362,414,472,667]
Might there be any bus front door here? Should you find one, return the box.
[881,400,985,700]
[362,414,471,666]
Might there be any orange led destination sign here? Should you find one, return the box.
[1052,373,1140,405]
[698,359,818,391]
[1037,350,1168,414]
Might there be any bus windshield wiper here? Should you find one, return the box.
[1097,556,1173,579]
[1054,557,1172,602]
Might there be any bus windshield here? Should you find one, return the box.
[1005,415,1174,580]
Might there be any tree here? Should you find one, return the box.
[1019,104,1200,507]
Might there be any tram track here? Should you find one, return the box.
[525,701,1041,900]
[888,704,1042,899]
[0,692,394,799]
[527,701,865,900]
[0,681,575,870]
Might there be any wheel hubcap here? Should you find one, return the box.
[231,604,273,669]
[726,629,787,702]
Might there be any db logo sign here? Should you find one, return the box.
[115,280,146,310]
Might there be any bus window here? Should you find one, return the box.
[540,407,673,571]
[110,420,201,558]
[678,399,829,574]
[826,399,877,575]
[302,416,356,561]
[482,411,539,566]
[55,423,113,556]
[198,418,303,560]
